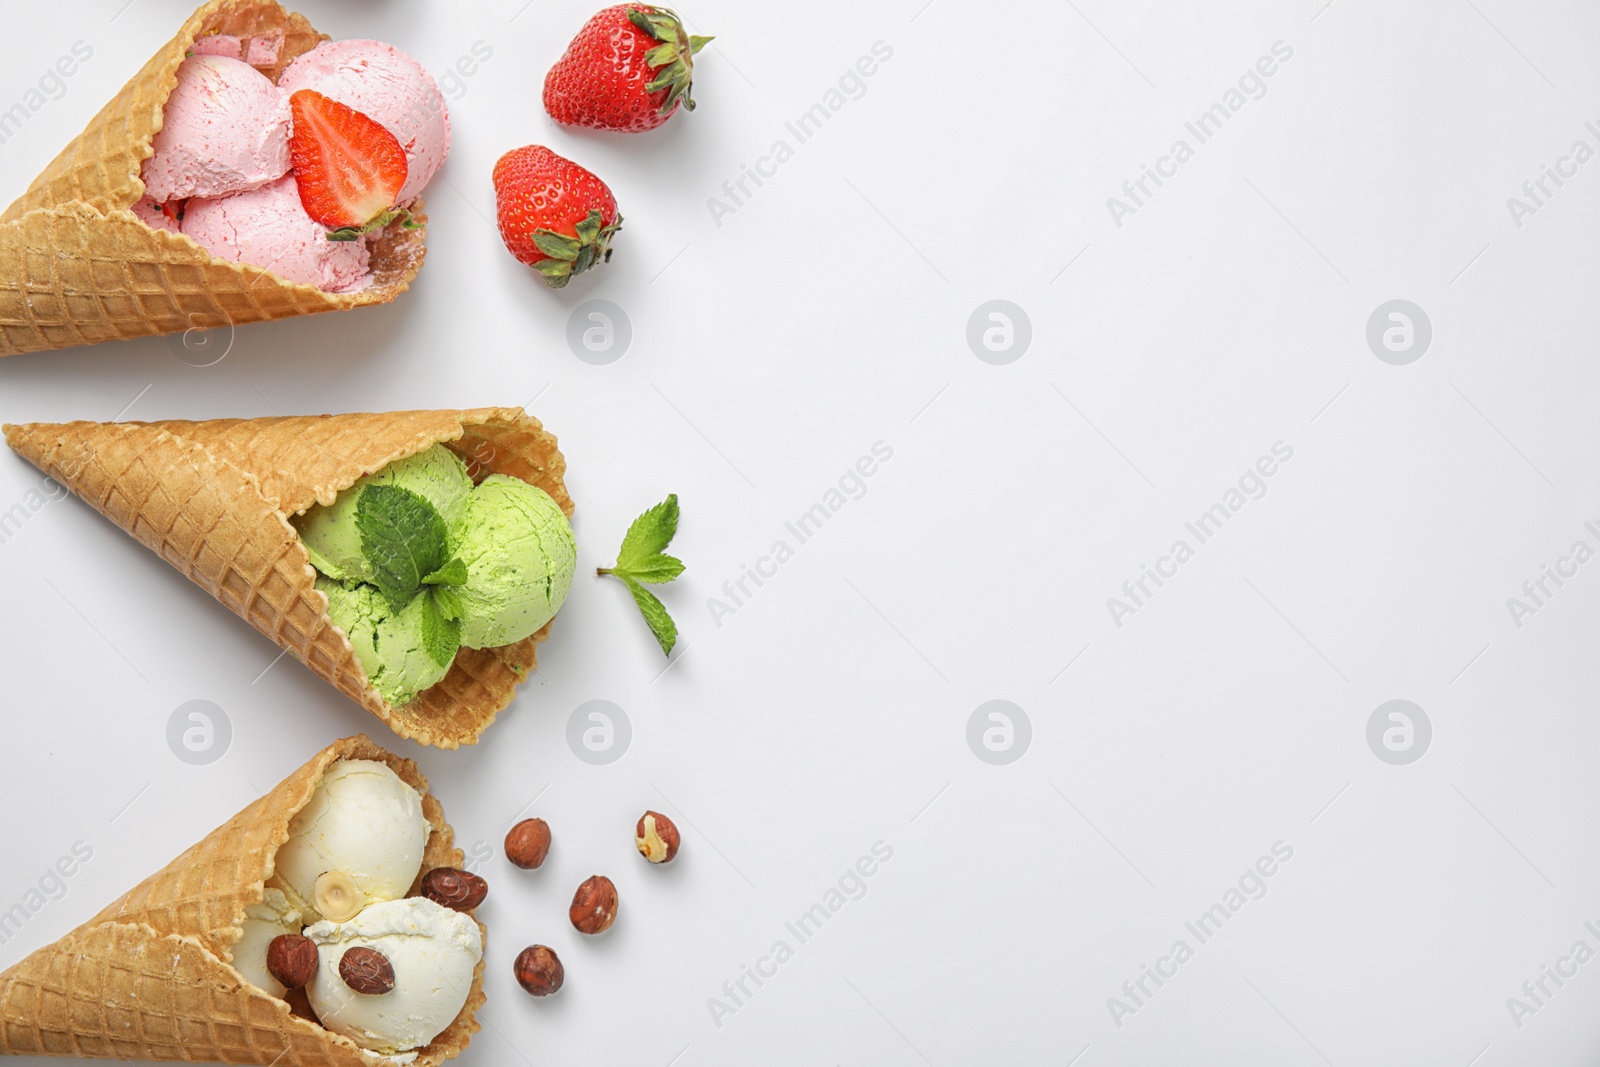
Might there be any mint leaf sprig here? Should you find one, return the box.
[355,483,469,669]
[356,485,452,610]
[598,494,684,656]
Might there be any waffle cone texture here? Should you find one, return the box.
[4,408,573,748]
[0,735,485,1064]
[0,0,429,357]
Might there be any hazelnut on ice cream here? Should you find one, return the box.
[228,887,301,998]
[304,897,482,1056]
[242,758,485,1058]
[270,759,429,923]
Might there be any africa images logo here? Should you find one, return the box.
[706,841,894,1028]
[1106,41,1294,228]
[705,41,894,227]
[1105,442,1294,628]
[1106,841,1294,1029]
[706,442,893,627]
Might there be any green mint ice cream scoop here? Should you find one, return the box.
[451,475,576,650]
[296,445,474,582]
[318,577,454,707]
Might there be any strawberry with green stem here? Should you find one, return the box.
[544,5,713,133]
[492,145,622,287]
[289,89,415,240]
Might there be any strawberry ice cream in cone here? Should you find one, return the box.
[0,0,451,357]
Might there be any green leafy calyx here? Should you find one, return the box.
[533,208,624,289]
[627,6,713,115]
[328,207,417,242]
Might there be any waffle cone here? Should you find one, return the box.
[4,408,573,748]
[0,0,428,358]
[0,735,485,1064]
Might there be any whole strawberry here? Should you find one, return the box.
[493,145,622,287]
[544,5,712,133]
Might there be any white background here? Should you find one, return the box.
[0,0,1597,1064]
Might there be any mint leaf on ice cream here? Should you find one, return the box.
[317,578,454,706]
[599,494,685,656]
[417,589,462,670]
[422,557,468,587]
[295,445,474,582]
[432,585,464,622]
[357,485,452,612]
[298,445,576,705]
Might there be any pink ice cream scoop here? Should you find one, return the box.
[182,175,370,292]
[143,55,292,202]
[278,39,449,204]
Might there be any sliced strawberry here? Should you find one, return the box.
[289,89,409,235]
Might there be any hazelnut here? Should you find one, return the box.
[514,945,564,997]
[312,871,364,922]
[265,933,318,990]
[568,875,618,935]
[339,946,396,995]
[420,867,488,912]
[635,811,680,864]
[505,818,552,870]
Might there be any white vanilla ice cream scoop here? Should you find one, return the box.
[271,760,429,923]
[230,887,301,998]
[304,897,482,1055]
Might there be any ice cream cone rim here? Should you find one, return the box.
[289,421,471,514]
[18,200,412,308]
[76,919,326,1024]
[123,12,176,211]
